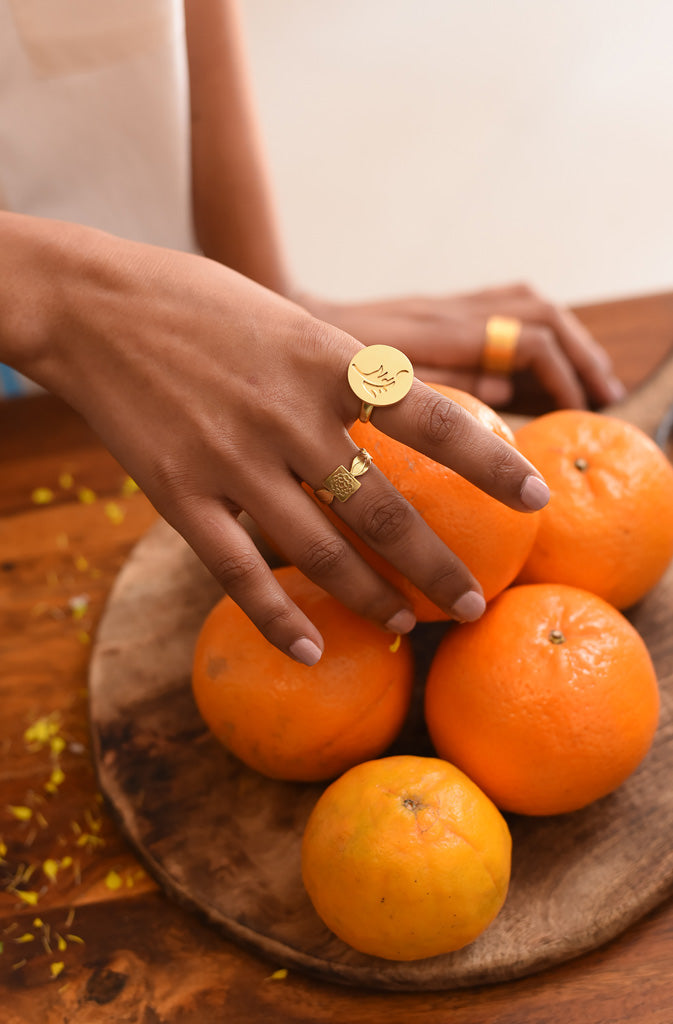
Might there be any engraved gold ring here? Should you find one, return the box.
[315,448,373,505]
[347,344,414,424]
[481,316,522,376]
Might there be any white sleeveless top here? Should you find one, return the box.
[0,0,197,395]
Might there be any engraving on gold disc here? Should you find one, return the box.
[322,465,361,502]
[347,345,414,408]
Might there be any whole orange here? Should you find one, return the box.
[514,409,673,608]
[301,754,511,960]
[191,566,414,782]
[424,583,660,816]
[330,384,540,621]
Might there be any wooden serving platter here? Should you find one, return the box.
[89,355,673,991]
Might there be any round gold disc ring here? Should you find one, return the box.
[481,316,522,376]
[347,344,414,423]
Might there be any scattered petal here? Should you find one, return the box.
[389,634,402,653]
[14,933,35,944]
[48,767,65,789]
[50,736,66,757]
[7,806,32,822]
[58,472,74,490]
[43,859,60,882]
[24,715,61,747]
[104,502,125,525]
[31,487,54,505]
[104,869,122,890]
[268,968,288,981]
[121,476,140,496]
[50,961,65,979]
[15,890,39,906]
[74,555,89,572]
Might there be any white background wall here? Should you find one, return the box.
[240,0,673,307]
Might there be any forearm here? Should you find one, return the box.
[184,0,291,294]
[0,211,79,390]
[0,212,147,406]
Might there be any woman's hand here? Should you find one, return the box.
[7,216,549,664]
[300,283,625,410]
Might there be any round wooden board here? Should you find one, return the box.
[89,357,673,991]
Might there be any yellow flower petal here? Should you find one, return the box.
[7,805,32,822]
[32,487,54,505]
[104,869,122,890]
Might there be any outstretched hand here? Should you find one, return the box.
[301,283,625,410]
[20,225,550,664]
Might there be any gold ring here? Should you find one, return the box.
[315,448,373,505]
[481,316,522,375]
[347,344,414,423]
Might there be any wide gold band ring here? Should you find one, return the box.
[347,344,414,423]
[481,316,522,375]
[315,448,373,505]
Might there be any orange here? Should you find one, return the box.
[320,383,539,622]
[191,565,414,781]
[424,583,660,816]
[514,409,673,608]
[301,754,511,960]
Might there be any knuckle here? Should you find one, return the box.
[483,439,524,486]
[146,451,192,503]
[210,549,261,591]
[511,280,536,299]
[299,534,350,577]
[414,391,467,448]
[297,312,344,362]
[359,493,414,547]
[257,600,296,637]
[531,325,556,353]
[429,561,471,594]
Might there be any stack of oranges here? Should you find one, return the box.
[191,386,673,962]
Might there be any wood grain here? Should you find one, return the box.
[88,349,673,991]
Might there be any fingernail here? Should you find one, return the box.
[289,637,323,666]
[385,609,417,634]
[452,590,486,623]
[605,375,627,402]
[520,474,550,511]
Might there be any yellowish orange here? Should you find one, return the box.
[301,754,512,960]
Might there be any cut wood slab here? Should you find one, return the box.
[89,355,673,991]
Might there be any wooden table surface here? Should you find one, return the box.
[2,291,673,1024]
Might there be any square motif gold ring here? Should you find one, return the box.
[315,449,373,505]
